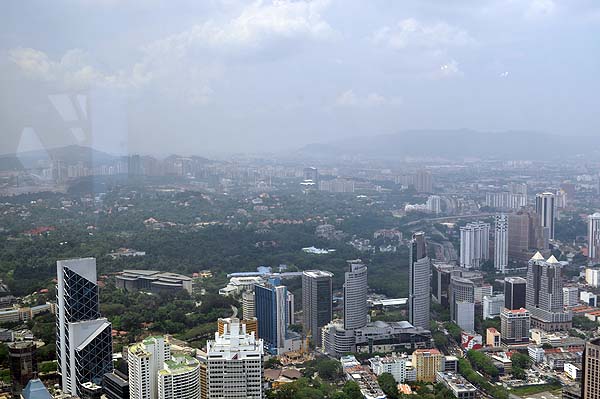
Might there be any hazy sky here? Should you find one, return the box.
[1,0,599,155]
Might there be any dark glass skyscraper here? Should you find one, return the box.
[504,277,527,310]
[302,270,333,345]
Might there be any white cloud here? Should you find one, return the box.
[372,18,474,50]
[146,0,337,58]
[8,47,147,90]
[436,60,463,79]
[335,90,402,107]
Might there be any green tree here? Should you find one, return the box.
[316,359,342,382]
[342,381,363,399]
[378,373,399,399]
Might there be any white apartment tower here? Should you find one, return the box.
[128,336,171,399]
[494,215,508,273]
[56,258,113,397]
[460,221,490,269]
[588,213,600,263]
[158,355,200,399]
[205,320,264,399]
[343,260,368,331]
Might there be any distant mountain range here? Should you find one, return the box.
[297,129,598,160]
[0,145,117,170]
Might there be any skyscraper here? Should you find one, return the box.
[494,215,508,273]
[504,277,527,310]
[588,213,600,263]
[302,270,333,345]
[449,276,475,327]
[255,279,291,353]
[56,258,113,397]
[460,221,490,269]
[582,337,600,399]
[508,210,547,261]
[128,336,171,399]
[535,192,556,241]
[409,232,431,330]
[204,321,263,399]
[526,252,572,331]
[8,341,37,395]
[415,170,433,193]
[344,260,368,331]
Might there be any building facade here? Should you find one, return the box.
[494,215,509,273]
[56,258,113,397]
[157,355,200,399]
[526,253,572,331]
[302,270,333,345]
[409,232,431,330]
[582,337,600,399]
[204,321,263,399]
[589,213,600,263]
[344,260,368,331]
[500,308,530,345]
[412,349,443,383]
[536,192,556,241]
[504,277,527,310]
[128,336,170,399]
[460,221,490,269]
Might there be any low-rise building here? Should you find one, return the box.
[486,328,501,347]
[117,270,193,295]
[340,355,385,399]
[436,372,477,399]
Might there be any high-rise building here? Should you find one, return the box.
[508,210,547,261]
[242,291,255,319]
[449,276,474,324]
[500,308,530,345]
[536,192,556,241]
[204,320,263,399]
[103,371,130,399]
[427,195,442,214]
[455,301,475,332]
[409,233,431,330]
[8,341,37,395]
[586,268,600,288]
[412,349,443,382]
[494,215,508,273]
[344,260,368,331]
[563,287,579,308]
[255,279,290,354]
[431,263,454,306]
[526,252,572,331]
[56,258,113,397]
[302,270,333,345]
[504,277,527,310]
[415,170,433,193]
[303,167,319,184]
[157,355,200,399]
[483,294,505,320]
[460,222,490,269]
[588,213,600,263]
[128,336,171,399]
[582,337,600,399]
